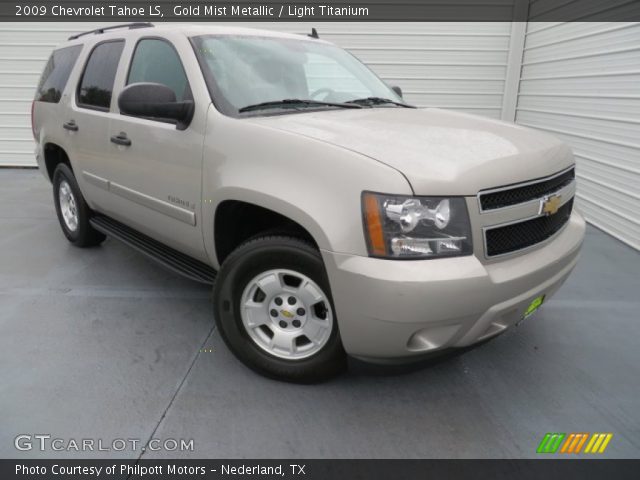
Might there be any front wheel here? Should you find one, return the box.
[213,236,346,383]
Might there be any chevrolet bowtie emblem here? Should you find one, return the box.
[280,310,294,319]
[541,194,562,216]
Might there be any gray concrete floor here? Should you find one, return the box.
[1,168,639,459]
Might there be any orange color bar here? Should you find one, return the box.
[560,434,575,453]
[573,433,589,453]
[568,434,581,453]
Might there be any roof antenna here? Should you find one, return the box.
[308,28,319,39]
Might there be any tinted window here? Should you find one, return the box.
[36,45,82,103]
[77,40,124,109]
[127,39,191,101]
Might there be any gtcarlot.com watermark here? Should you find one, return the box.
[15,434,194,452]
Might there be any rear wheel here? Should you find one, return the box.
[213,235,346,383]
[53,163,105,247]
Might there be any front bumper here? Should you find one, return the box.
[321,210,586,362]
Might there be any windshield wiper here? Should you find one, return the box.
[238,99,362,113]
[346,97,415,108]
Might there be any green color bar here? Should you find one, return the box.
[548,433,566,453]
[544,434,558,453]
[537,433,552,453]
[537,433,566,453]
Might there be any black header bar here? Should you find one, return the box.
[5,0,640,22]
[2,459,640,480]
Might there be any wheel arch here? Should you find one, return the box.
[43,142,72,181]
[212,195,330,266]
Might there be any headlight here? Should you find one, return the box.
[362,192,473,259]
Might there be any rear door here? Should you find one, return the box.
[107,35,206,261]
[66,39,126,212]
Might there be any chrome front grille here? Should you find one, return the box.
[478,166,576,258]
[479,167,575,212]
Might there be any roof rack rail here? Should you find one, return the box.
[68,22,154,41]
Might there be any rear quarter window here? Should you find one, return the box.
[35,45,82,103]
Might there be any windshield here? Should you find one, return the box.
[191,35,404,116]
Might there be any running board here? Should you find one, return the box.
[90,215,217,285]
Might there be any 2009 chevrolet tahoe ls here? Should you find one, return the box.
[32,23,585,382]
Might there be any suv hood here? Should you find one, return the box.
[246,108,573,195]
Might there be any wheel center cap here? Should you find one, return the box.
[280,309,294,319]
[268,296,306,329]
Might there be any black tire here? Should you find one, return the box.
[213,235,346,383]
[52,163,105,247]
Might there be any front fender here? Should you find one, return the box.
[201,108,412,268]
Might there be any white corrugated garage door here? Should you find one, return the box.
[515,22,640,250]
[0,21,512,167]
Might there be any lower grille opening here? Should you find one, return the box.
[485,199,574,257]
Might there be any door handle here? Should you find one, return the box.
[110,133,132,147]
[62,120,78,132]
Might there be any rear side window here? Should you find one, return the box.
[127,39,191,101]
[36,45,82,103]
[77,40,125,110]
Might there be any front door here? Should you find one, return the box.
[107,37,206,261]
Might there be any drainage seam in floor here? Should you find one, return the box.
[127,322,217,478]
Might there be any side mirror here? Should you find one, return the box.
[391,85,403,98]
[118,83,194,130]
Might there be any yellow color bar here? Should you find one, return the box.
[591,434,606,453]
[598,434,613,453]
[585,433,613,453]
[584,434,599,453]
